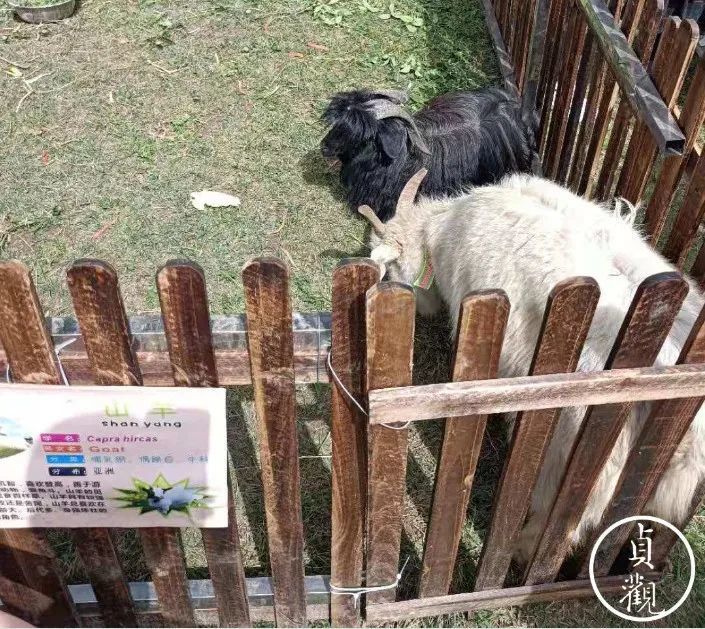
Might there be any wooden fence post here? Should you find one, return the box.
[524,272,688,585]
[243,258,307,627]
[474,278,599,591]
[329,260,379,626]
[67,259,196,627]
[0,261,79,628]
[365,283,415,605]
[579,302,705,576]
[419,291,509,598]
[157,261,251,627]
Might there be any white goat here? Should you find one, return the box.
[363,170,705,560]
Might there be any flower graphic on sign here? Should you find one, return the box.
[113,473,210,517]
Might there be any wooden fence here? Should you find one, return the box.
[484,0,705,280]
[1,258,704,626]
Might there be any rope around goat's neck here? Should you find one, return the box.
[326,350,410,430]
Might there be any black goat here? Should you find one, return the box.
[320,87,537,221]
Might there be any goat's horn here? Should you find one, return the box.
[368,101,431,155]
[396,168,428,215]
[373,89,409,104]
[358,204,386,236]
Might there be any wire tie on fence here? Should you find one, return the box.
[329,556,410,608]
[54,338,77,386]
[5,337,76,386]
[326,350,410,430]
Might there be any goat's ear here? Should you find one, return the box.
[376,120,407,161]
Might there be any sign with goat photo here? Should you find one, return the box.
[0,384,227,528]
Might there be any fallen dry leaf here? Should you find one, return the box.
[190,190,241,211]
[91,218,118,241]
[40,150,50,166]
[288,51,305,59]
[306,42,329,52]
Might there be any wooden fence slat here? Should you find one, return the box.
[524,272,688,585]
[540,1,578,160]
[615,17,698,204]
[536,0,568,123]
[514,0,538,90]
[594,92,640,202]
[646,56,705,243]
[242,257,307,627]
[578,302,705,576]
[67,259,196,628]
[156,261,251,628]
[367,573,652,623]
[474,278,599,591]
[365,282,415,605]
[556,32,594,185]
[329,259,379,627]
[578,0,661,197]
[0,261,80,628]
[664,147,705,266]
[568,0,640,190]
[544,10,589,179]
[419,292,509,598]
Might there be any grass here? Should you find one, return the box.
[2,0,705,627]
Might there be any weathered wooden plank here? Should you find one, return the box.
[556,32,594,185]
[0,348,328,386]
[514,0,538,90]
[663,146,705,266]
[67,259,196,627]
[544,10,589,179]
[419,292,509,598]
[576,0,685,154]
[474,278,599,591]
[366,574,655,623]
[69,530,136,627]
[367,363,705,425]
[524,272,688,585]
[0,261,80,628]
[579,302,705,577]
[615,17,698,204]
[536,0,569,125]
[365,283,415,605]
[646,56,705,243]
[329,259,379,626]
[539,0,574,158]
[157,261,251,628]
[577,0,663,196]
[568,0,637,190]
[594,97,632,201]
[479,0,521,99]
[242,257,306,627]
[522,0,550,116]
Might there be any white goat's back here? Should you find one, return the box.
[379,173,705,556]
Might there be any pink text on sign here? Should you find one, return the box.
[41,434,80,443]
